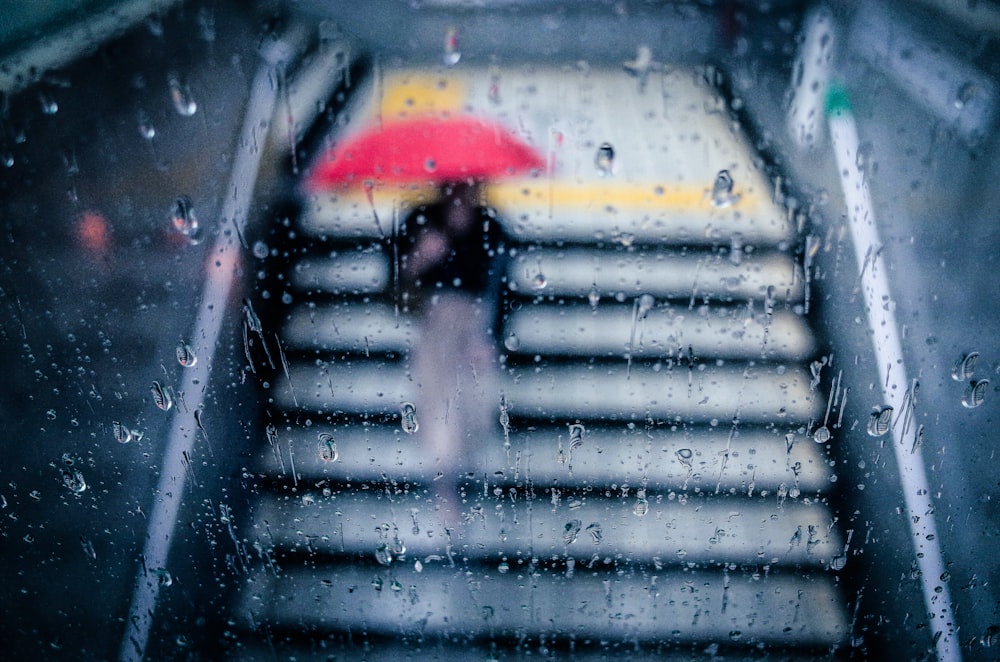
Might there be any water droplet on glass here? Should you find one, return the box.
[497,561,509,574]
[62,468,87,494]
[39,91,58,115]
[375,542,392,565]
[424,158,437,173]
[588,286,600,309]
[389,533,405,556]
[401,402,419,433]
[504,333,521,352]
[586,522,603,544]
[711,169,741,207]
[595,142,615,176]
[170,195,202,244]
[635,293,655,320]
[168,74,197,116]
[150,381,172,411]
[176,341,198,367]
[812,425,831,444]
[729,232,744,266]
[443,27,460,66]
[633,495,649,517]
[963,379,989,409]
[153,568,173,587]
[954,81,976,110]
[568,423,584,451]
[532,272,547,290]
[112,420,133,444]
[866,406,893,437]
[317,432,338,462]
[137,111,156,140]
[563,519,582,545]
[951,352,979,381]
[252,240,269,259]
[675,448,694,468]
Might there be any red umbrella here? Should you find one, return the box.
[307,115,544,190]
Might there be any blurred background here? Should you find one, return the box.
[0,1,998,660]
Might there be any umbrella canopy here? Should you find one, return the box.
[307,115,544,190]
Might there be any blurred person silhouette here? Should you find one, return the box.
[400,181,508,526]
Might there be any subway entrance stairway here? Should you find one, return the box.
[231,63,851,659]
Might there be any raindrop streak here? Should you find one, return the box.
[675,448,694,489]
[595,142,615,176]
[265,422,285,473]
[951,352,979,381]
[867,406,893,437]
[194,408,213,457]
[488,68,502,104]
[563,519,582,545]
[62,468,87,494]
[80,536,97,560]
[150,381,172,411]
[170,195,202,244]
[635,293,655,319]
[176,341,198,367]
[401,402,419,434]
[317,432,338,462]
[168,74,197,116]
[711,169,741,207]
[623,44,655,90]
[499,393,511,457]
[242,299,274,372]
[627,294,655,378]
[963,379,989,409]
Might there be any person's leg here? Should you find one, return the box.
[411,293,500,529]
[410,294,467,527]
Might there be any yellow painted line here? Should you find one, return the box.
[379,72,466,120]
[486,181,758,213]
[322,181,758,215]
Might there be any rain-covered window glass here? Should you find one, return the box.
[1,2,997,660]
